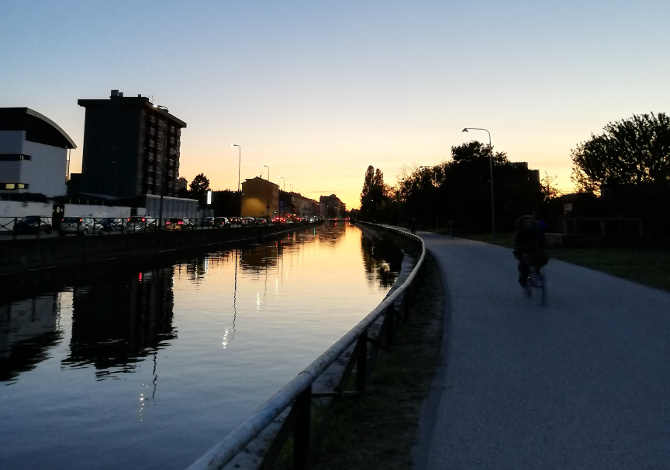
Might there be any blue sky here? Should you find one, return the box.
[3,1,668,209]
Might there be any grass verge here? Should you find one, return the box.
[311,253,445,469]
[463,231,670,292]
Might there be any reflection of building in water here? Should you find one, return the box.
[184,257,209,283]
[0,294,61,382]
[239,243,279,272]
[64,267,175,378]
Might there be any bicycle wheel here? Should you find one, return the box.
[530,269,547,306]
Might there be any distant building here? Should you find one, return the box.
[176,176,188,193]
[241,177,279,218]
[76,90,186,199]
[510,162,540,186]
[0,107,76,197]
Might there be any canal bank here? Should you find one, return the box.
[0,224,312,277]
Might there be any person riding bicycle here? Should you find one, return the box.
[513,214,546,288]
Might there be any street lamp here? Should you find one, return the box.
[462,127,496,241]
[262,165,270,217]
[230,144,241,193]
[279,176,285,191]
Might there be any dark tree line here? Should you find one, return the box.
[358,142,543,233]
[569,112,670,235]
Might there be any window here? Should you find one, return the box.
[0,154,31,161]
[1,183,29,190]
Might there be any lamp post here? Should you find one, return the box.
[262,165,270,217]
[231,144,242,217]
[152,104,170,230]
[230,144,241,193]
[158,118,168,230]
[279,176,285,191]
[462,127,495,241]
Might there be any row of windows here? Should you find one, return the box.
[0,154,31,161]
[1,183,29,190]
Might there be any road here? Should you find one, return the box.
[413,232,670,469]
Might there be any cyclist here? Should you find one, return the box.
[447,219,455,239]
[513,214,545,289]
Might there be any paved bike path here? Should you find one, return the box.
[412,232,670,469]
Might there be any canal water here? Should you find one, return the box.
[0,222,403,470]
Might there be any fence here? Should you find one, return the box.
[0,216,313,239]
[186,223,425,470]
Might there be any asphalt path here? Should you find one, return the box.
[412,232,670,469]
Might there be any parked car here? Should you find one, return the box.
[214,217,230,228]
[13,215,52,235]
[124,216,149,233]
[165,218,186,231]
[59,217,103,236]
[100,217,123,232]
[201,217,215,227]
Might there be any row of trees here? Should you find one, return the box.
[357,142,544,233]
[358,112,670,235]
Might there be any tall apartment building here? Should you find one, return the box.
[76,90,186,199]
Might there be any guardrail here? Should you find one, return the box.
[0,216,321,239]
[186,223,425,470]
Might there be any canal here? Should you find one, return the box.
[0,222,404,470]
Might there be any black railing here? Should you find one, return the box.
[0,216,326,239]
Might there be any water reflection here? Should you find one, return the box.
[0,222,404,470]
[0,294,62,382]
[361,234,404,288]
[63,267,176,379]
[0,223,399,386]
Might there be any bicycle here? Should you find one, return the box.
[521,253,549,306]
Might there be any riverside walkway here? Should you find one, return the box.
[412,232,670,469]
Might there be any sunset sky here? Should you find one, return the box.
[3,1,669,210]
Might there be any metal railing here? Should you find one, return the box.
[0,216,323,240]
[186,223,425,470]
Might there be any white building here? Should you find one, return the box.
[0,108,76,197]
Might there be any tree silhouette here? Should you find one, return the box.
[360,166,388,221]
[189,173,210,205]
[399,141,541,232]
[571,112,670,193]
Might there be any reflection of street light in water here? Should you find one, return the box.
[138,349,159,421]
[223,249,239,349]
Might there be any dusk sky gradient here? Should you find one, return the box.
[3,1,669,209]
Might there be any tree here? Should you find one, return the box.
[442,141,511,230]
[451,140,508,166]
[360,166,388,221]
[189,173,210,205]
[571,112,670,192]
[398,142,541,232]
[540,172,562,203]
